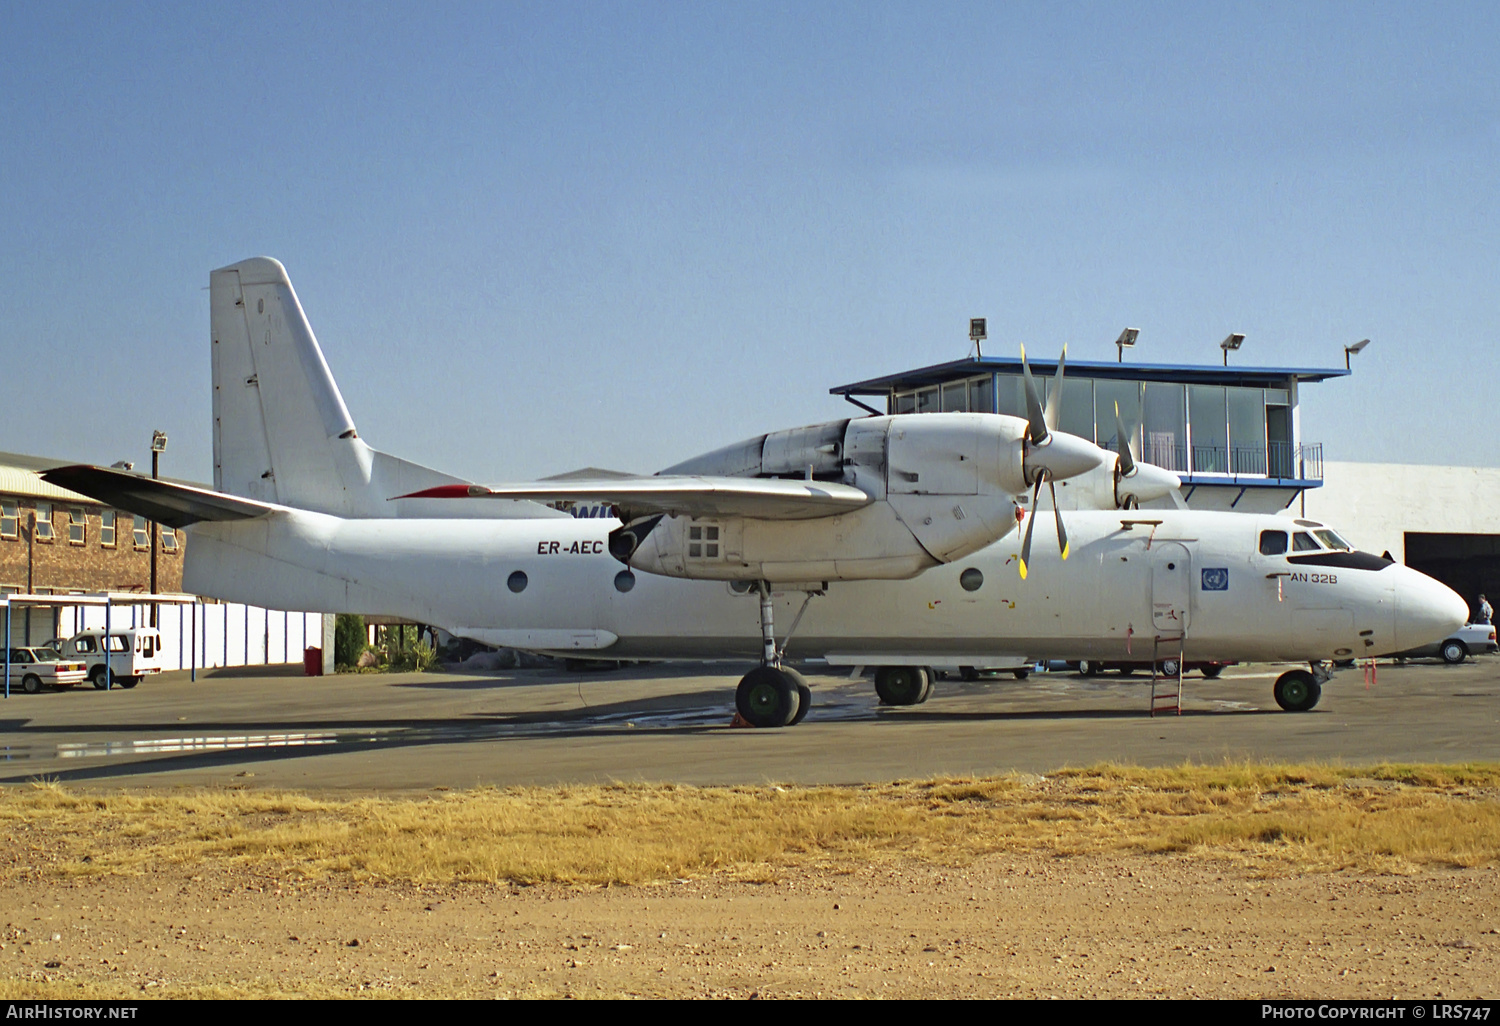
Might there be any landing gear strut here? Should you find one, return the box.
[733,582,820,728]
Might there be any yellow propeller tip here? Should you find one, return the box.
[1060,545,1069,561]
[1018,561,1029,579]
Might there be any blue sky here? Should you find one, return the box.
[2,2,1497,482]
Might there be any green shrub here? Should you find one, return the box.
[334,614,367,667]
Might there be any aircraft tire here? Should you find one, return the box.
[22,674,43,695]
[1441,640,1468,665]
[1273,670,1321,712]
[782,667,813,726]
[873,666,927,706]
[736,666,798,728]
[916,668,933,703]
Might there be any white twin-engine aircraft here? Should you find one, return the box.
[44,258,1467,728]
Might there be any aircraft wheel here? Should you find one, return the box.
[1200,664,1224,679]
[1273,670,1321,712]
[118,676,140,690]
[90,667,109,689]
[736,666,798,728]
[1159,658,1181,678]
[873,666,928,706]
[782,667,813,726]
[1441,640,1468,665]
[959,666,980,682]
[22,675,43,695]
[1076,660,1099,677]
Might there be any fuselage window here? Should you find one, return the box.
[1292,532,1321,551]
[959,568,984,592]
[507,571,528,593]
[1259,530,1288,556]
[614,569,635,593]
[688,525,719,559]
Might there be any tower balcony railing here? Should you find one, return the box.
[1149,441,1323,481]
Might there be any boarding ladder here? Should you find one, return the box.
[1149,634,1185,717]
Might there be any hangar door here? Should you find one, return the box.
[1405,533,1500,623]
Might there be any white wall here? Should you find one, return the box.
[50,602,325,672]
[1297,461,1500,560]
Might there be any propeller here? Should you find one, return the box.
[1015,344,1094,578]
[1111,401,1181,509]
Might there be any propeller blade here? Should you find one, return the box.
[1019,344,1048,445]
[1048,475,1069,561]
[1018,473,1043,579]
[1044,345,1068,433]
[1113,401,1135,479]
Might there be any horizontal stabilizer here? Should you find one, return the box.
[397,476,873,521]
[41,465,279,529]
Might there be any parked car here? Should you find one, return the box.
[5,646,88,693]
[53,628,165,688]
[1071,658,1233,679]
[1391,623,1498,664]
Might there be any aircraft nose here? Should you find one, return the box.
[1394,566,1470,651]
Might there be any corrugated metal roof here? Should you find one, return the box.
[0,464,97,504]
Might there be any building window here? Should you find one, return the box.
[68,508,86,545]
[0,500,16,540]
[101,510,116,548]
[161,526,178,552]
[34,503,54,542]
[132,515,149,550]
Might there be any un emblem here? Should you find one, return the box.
[1201,568,1229,591]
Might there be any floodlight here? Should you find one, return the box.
[969,317,987,359]
[1115,327,1139,363]
[1344,338,1370,370]
[1220,332,1246,365]
[151,430,168,453]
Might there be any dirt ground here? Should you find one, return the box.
[3,855,1497,999]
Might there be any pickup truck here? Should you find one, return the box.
[53,628,165,688]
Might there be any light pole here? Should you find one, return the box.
[150,431,167,626]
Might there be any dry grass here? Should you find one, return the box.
[2,762,1498,885]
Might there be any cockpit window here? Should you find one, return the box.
[1259,530,1288,555]
[1314,529,1351,551]
[1292,532,1321,551]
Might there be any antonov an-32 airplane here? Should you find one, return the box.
[44,258,1467,728]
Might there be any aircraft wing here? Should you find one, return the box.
[40,465,280,529]
[397,476,873,521]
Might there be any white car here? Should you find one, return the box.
[5,646,89,694]
[1391,623,1498,664]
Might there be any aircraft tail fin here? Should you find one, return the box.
[210,258,562,519]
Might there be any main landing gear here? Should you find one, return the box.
[733,582,818,728]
